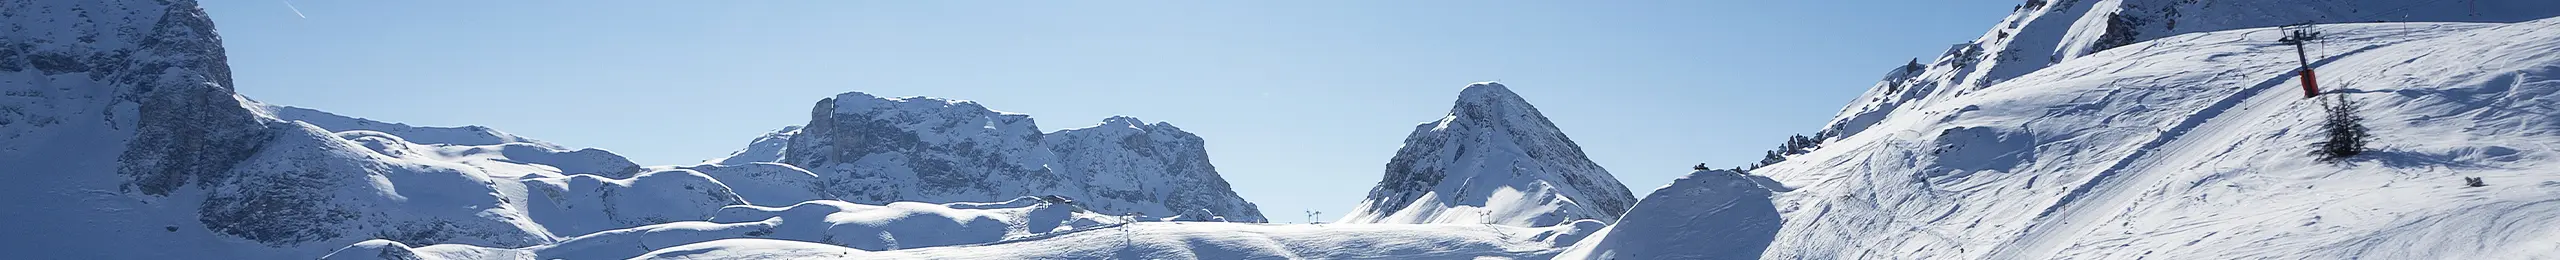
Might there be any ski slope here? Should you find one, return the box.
[1758,17,2560,259]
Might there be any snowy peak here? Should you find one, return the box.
[1098,115,1148,128]
[1342,82,1637,227]
[1455,81,1521,103]
[1440,81,1567,138]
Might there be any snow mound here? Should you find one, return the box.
[1557,170,1782,259]
[517,168,746,237]
[328,198,1127,259]
[1762,17,2560,259]
[1343,82,1639,227]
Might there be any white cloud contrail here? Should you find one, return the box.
[283,0,307,18]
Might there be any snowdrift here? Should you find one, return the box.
[626,220,1603,259]
[326,197,1128,259]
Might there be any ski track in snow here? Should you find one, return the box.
[1996,36,2400,258]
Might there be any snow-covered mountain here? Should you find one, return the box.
[720,91,1268,222]
[1727,5,2560,260]
[0,2,744,257]
[1339,82,1638,227]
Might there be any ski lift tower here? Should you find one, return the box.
[2278,22,2324,98]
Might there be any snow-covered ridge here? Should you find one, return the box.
[722,91,1267,222]
[702,125,798,165]
[1341,82,1639,227]
[257,105,564,149]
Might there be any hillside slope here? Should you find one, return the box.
[1757,17,2560,259]
[1822,0,2560,140]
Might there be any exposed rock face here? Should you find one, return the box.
[1340,82,1637,227]
[748,92,1266,222]
[782,92,1071,204]
[1045,116,1264,223]
[0,0,278,197]
[0,2,742,257]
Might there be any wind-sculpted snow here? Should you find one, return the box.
[1557,170,1782,259]
[325,198,1130,260]
[680,162,831,207]
[518,168,745,237]
[759,91,1266,222]
[623,220,1605,260]
[1759,18,2560,259]
[1342,82,1638,227]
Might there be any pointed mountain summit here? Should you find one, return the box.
[1340,82,1637,227]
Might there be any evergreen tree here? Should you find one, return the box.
[1758,150,1787,167]
[2314,95,2372,162]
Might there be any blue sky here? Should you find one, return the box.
[199,0,2012,223]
